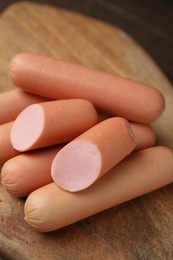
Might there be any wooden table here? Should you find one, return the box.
[0,2,173,259]
[0,0,173,85]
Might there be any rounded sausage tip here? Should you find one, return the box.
[1,161,20,196]
[9,53,29,86]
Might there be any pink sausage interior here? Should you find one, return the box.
[10,104,44,151]
[51,140,102,192]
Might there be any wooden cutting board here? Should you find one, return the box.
[0,2,173,259]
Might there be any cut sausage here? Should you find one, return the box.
[51,117,136,191]
[10,99,98,152]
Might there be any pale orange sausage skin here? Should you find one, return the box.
[0,122,20,165]
[10,53,165,123]
[24,146,173,232]
[130,123,156,150]
[10,99,98,152]
[0,119,154,166]
[1,123,155,197]
[51,117,136,192]
[1,147,62,197]
[1,122,155,197]
[98,111,156,151]
[0,89,48,124]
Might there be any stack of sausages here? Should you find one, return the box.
[0,53,173,232]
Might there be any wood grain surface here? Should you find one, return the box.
[0,2,173,259]
[0,0,173,85]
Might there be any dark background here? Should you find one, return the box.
[0,0,173,83]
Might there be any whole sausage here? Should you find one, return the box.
[10,53,165,123]
[24,146,173,232]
